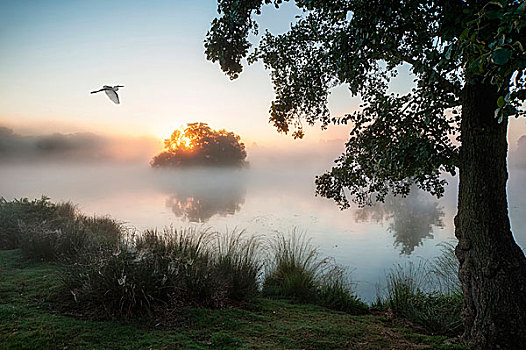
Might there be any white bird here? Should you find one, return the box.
[91,85,124,104]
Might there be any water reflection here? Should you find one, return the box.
[157,168,246,223]
[354,190,444,255]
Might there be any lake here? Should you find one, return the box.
[1,159,525,302]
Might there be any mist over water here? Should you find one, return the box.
[1,135,526,301]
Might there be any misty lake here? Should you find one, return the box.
[1,158,525,301]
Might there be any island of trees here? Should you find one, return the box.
[150,122,247,168]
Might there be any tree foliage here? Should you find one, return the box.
[451,0,526,121]
[151,123,247,168]
[205,0,526,207]
[205,1,526,347]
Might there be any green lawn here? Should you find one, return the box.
[0,250,463,349]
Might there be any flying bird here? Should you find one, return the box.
[91,85,124,104]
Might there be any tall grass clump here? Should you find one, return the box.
[263,231,324,301]
[65,228,212,317]
[64,228,263,318]
[18,213,123,262]
[0,196,123,261]
[79,215,122,247]
[317,264,369,315]
[20,212,122,262]
[263,231,367,314]
[381,242,462,335]
[0,196,57,249]
[212,230,262,303]
[430,242,461,295]
[385,261,428,315]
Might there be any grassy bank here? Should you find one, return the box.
[0,196,464,348]
[0,197,369,317]
[0,250,462,349]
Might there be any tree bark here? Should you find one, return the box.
[455,81,526,349]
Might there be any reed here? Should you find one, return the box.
[263,230,325,301]
[381,244,463,335]
[212,229,262,302]
[263,230,367,314]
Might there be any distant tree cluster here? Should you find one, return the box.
[0,126,108,162]
[150,123,247,168]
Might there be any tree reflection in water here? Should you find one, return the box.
[159,169,246,223]
[354,190,444,255]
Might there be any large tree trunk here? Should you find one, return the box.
[455,81,526,349]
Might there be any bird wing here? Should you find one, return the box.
[104,89,120,104]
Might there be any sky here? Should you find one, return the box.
[1,0,526,154]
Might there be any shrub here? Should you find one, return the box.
[0,196,57,249]
[0,196,124,261]
[64,228,263,318]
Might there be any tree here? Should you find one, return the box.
[205,1,526,348]
[150,123,247,168]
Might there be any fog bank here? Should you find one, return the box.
[0,126,160,163]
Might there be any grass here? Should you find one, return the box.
[0,196,465,346]
[212,229,262,302]
[0,196,58,249]
[429,242,461,295]
[63,227,262,318]
[263,231,325,301]
[0,196,122,262]
[263,231,368,315]
[0,249,464,349]
[376,243,463,336]
[1,197,366,317]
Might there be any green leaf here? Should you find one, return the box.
[460,28,470,40]
[497,96,505,108]
[484,10,501,20]
[469,57,485,74]
[491,48,511,65]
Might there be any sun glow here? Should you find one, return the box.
[163,128,195,151]
[180,135,193,149]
